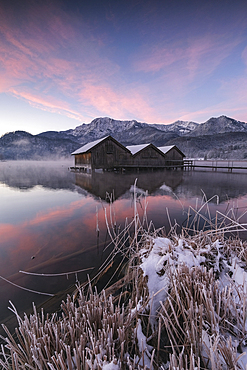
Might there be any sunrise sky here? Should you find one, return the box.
[1,0,247,137]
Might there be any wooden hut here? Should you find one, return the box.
[126,143,168,169]
[71,137,185,171]
[158,145,185,168]
[71,136,131,171]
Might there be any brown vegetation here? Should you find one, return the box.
[1,189,247,369]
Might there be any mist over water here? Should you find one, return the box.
[1,160,247,333]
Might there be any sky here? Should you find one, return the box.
[1,0,247,137]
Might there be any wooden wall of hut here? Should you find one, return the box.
[90,137,131,170]
[129,146,166,168]
[75,153,91,166]
[164,148,184,167]
[165,148,184,161]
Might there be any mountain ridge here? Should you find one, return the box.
[1,115,247,160]
[187,115,247,137]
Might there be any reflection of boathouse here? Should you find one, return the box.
[71,136,185,171]
[74,170,184,201]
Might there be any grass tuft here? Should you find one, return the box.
[1,189,247,369]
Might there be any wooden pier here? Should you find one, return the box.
[183,160,247,172]
[70,160,186,172]
[70,160,247,173]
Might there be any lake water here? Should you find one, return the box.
[1,160,247,332]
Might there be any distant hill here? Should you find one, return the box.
[167,131,247,159]
[1,115,247,160]
[63,117,198,146]
[187,116,247,137]
[0,130,81,160]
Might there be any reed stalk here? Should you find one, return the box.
[1,189,247,369]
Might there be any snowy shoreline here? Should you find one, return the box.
[1,191,247,370]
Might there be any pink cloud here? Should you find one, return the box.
[79,83,159,122]
[0,2,131,123]
[0,0,76,52]
[217,74,247,120]
[185,36,241,81]
[133,34,241,85]
[9,88,83,121]
[127,33,245,125]
[2,1,245,128]
[178,108,224,123]
[241,46,247,66]
[0,1,166,125]
[177,74,247,123]
[133,46,184,73]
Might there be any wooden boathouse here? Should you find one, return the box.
[158,145,186,168]
[71,136,132,171]
[71,136,185,172]
[126,143,167,168]
[126,143,185,169]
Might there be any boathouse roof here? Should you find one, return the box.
[71,136,130,155]
[157,145,175,154]
[71,138,185,159]
[126,144,151,155]
[71,137,108,155]
[158,145,185,157]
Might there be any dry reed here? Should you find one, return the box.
[1,188,247,369]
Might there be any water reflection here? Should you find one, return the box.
[74,168,247,204]
[1,160,247,202]
[174,170,247,202]
[74,170,183,201]
[1,160,247,334]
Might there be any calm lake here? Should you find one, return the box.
[1,160,247,332]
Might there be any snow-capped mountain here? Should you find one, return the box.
[65,117,198,141]
[66,118,148,138]
[187,115,247,136]
[150,120,198,135]
[65,117,149,143]
[1,115,247,160]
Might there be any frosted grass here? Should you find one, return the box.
[1,185,247,369]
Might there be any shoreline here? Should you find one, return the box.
[1,204,247,369]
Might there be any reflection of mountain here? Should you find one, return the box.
[75,170,184,200]
[1,161,247,203]
[0,161,183,197]
[0,161,75,191]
